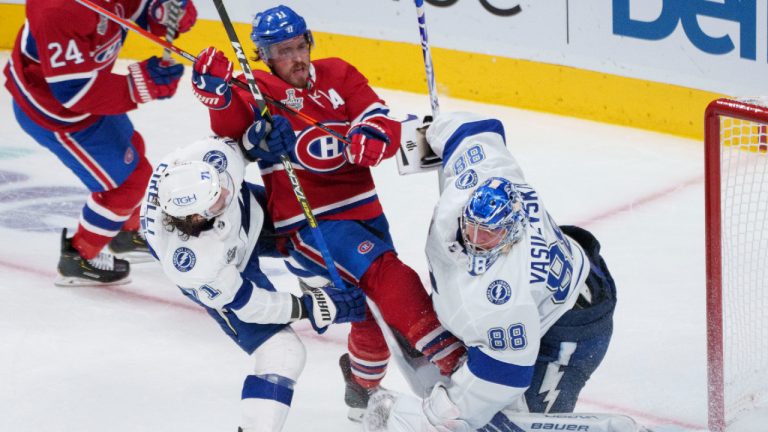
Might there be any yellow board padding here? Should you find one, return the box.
[0,3,724,139]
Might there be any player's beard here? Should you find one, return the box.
[284,60,310,88]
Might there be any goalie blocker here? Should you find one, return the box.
[396,114,442,175]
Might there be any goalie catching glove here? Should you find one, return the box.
[295,282,366,334]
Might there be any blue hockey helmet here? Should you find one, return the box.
[461,177,527,274]
[251,5,314,60]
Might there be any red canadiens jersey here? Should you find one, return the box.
[210,57,402,232]
[3,0,148,132]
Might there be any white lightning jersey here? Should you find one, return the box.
[140,137,294,325]
[425,112,590,428]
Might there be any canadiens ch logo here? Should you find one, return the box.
[282,89,304,111]
[173,247,196,272]
[357,240,374,254]
[456,169,478,190]
[487,280,512,305]
[123,147,135,165]
[294,121,349,172]
[203,150,228,172]
[93,32,123,64]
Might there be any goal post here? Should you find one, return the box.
[705,97,768,432]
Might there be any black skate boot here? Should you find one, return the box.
[108,230,153,263]
[56,228,131,287]
[340,353,378,422]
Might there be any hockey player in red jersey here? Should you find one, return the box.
[190,4,465,420]
[3,0,196,286]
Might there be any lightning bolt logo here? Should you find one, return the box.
[538,342,577,412]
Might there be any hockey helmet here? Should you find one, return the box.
[461,177,527,274]
[251,5,314,60]
[157,160,235,220]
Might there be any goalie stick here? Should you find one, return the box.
[396,0,445,177]
[72,0,351,146]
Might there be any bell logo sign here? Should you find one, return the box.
[612,0,757,60]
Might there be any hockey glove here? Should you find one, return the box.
[191,47,233,110]
[128,56,184,104]
[345,121,392,167]
[301,285,366,334]
[242,114,296,163]
[148,0,198,38]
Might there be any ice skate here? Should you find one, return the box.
[56,228,131,287]
[108,229,154,263]
[340,353,379,422]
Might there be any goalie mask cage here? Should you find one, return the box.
[706,97,768,432]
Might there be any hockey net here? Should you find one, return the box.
[706,97,768,431]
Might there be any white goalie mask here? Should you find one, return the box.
[157,161,235,220]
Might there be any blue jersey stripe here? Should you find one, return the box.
[82,205,126,232]
[466,346,533,388]
[442,119,506,166]
[47,78,94,107]
[242,375,295,406]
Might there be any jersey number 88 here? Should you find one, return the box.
[488,323,527,350]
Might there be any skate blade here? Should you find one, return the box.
[347,407,365,423]
[54,275,132,288]
[111,251,155,264]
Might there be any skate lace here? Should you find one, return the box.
[87,252,115,271]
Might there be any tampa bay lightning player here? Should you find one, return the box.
[139,131,365,432]
[364,112,619,432]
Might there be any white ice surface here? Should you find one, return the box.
[0,53,729,432]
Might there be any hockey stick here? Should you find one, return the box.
[211,0,348,291]
[161,0,183,62]
[413,0,445,184]
[395,1,444,178]
[72,0,351,145]
[414,0,440,117]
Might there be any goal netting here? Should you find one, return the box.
[706,97,768,432]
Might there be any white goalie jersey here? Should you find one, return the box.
[140,137,295,325]
[424,112,591,428]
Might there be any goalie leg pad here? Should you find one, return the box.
[525,225,617,413]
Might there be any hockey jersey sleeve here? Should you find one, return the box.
[426,111,526,189]
[208,81,256,140]
[334,59,402,159]
[440,303,542,428]
[179,264,295,325]
[34,8,138,115]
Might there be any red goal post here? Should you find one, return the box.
[705,97,768,432]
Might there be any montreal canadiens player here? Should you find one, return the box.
[140,131,366,432]
[364,112,620,432]
[3,0,196,286]
[190,4,465,419]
